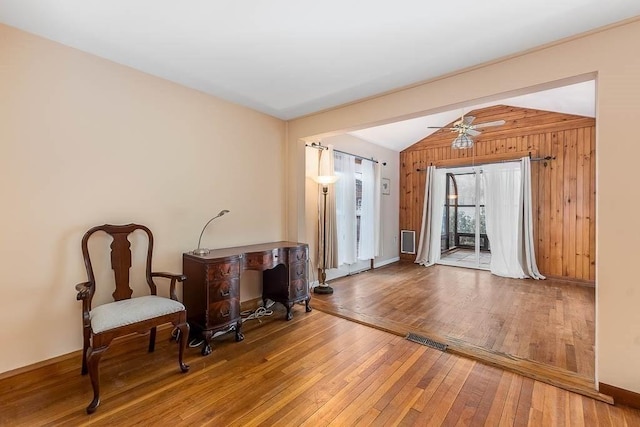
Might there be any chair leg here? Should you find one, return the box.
[85,345,108,414]
[81,328,90,375]
[177,322,190,373]
[148,326,157,353]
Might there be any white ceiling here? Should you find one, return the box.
[0,2,636,149]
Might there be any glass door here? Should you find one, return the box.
[346,161,371,274]
[328,158,370,280]
[438,169,491,270]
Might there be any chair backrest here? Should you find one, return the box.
[81,224,156,302]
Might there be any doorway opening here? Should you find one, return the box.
[438,169,491,270]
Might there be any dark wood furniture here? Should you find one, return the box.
[75,224,189,414]
[183,241,311,356]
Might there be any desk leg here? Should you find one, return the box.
[235,320,244,341]
[305,297,312,312]
[201,331,213,356]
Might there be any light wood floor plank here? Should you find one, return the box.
[313,261,607,401]
[1,306,639,426]
[317,262,595,377]
[482,371,512,425]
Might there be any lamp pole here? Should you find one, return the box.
[314,184,333,294]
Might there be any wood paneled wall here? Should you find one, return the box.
[400,105,596,282]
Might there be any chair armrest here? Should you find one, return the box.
[150,272,187,301]
[75,281,93,325]
[75,281,92,301]
[151,272,187,282]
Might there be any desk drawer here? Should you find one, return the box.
[209,278,240,302]
[289,247,308,263]
[208,298,240,324]
[207,261,240,281]
[245,250,279,270]
[289,278,308,300]
[289,261,307,281]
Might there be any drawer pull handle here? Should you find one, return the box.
[221,266,232,276]
[221,309,230,318]
[220,289,230,297]
[297,252,304,260]
[296,267,304,276]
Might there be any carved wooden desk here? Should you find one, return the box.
[183,241,311,355]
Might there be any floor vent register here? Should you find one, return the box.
[406,333,448,352]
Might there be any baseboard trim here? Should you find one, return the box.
[545,275,595,288]
[0,350,80,381]
[374,257,400,268]
[240,297,264,312]
[599,382,640,409]
[0,323,175,381]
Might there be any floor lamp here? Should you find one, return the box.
[313,174,338,294]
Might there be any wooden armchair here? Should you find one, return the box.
[75,224,189,414]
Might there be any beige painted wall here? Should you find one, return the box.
[288,19,640,393]
[0,25,286,374]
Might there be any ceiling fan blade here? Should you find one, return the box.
[427,126,456,130]
[461,115,475,126]
[473,119,506,129]
[467,129,481,137]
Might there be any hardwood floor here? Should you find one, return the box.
[1,307,638,426]
[312,261,598,399]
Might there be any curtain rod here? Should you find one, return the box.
[415,154,555,172]
[306,142,387,166]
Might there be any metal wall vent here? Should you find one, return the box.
[400,230,416,254]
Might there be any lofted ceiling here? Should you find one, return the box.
[349,80,596,151]
[0,2,638,150]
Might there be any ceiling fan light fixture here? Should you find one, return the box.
[451,134,474,149]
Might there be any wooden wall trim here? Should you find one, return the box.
[599,382,640,409]
[0,323,178,381]
[544,275,595,288]
[0,350,80,381]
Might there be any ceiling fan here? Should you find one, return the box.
[429,114,506,149]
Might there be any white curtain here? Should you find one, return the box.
[482,158,545,279]
[373,162,383,257]
[358,159,376,260]
[334,152,357,266]
[415,166,446,266]
[521,157,545,279]
[482,162,526,278]
[317,146,339,270]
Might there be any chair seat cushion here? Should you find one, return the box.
[90,295,185,334]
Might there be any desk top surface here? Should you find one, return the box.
[183,241,307,261]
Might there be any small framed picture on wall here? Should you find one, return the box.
[382,178,390,195]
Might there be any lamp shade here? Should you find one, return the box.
[451,134,474,149]
[313,175,339,186]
